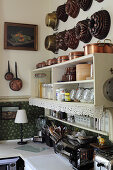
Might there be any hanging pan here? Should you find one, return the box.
[96,0,104,2]
[4,61,14,81]
[45,11,59,31]
[45,34,58,54]
[9,62,22,91]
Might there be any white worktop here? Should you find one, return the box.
[0,139,73,170]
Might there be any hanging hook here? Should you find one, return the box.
[110,68,113,74]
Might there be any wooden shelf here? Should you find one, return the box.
[47,115,108,136]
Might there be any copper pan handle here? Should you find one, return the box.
[97,40,104,47]
[104,39,112,44]
[97,40,101,43]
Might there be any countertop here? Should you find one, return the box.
[0,139,73,170]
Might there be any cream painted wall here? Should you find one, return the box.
[0,0,51,97]
[49,0,113,58]
[1,0,112,97]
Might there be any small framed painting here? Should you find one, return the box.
[4,22,38,51]
[0,106,19,120]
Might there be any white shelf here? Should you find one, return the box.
[30,53,113,140]
[29,98,103,118]
[0,96,30,102]
[32,54,93,72]
[47,115,108,136]
[54,79,94,85]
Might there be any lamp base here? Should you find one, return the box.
[17,141,27,145]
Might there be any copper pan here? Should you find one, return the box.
[45,34,58,54]
[84,39,113,56]
[45,11,59,31]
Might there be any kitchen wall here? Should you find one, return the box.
[0,0,51,97]
[49,0,113,58]
[1,0,112,98]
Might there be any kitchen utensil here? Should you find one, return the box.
[84,39,113,55]
[70,89,76,100]
[45,34,58,54]
[103,77,113,102]
[64,28,79,49]
[52,58,57,65]
[56,4,68,22]
[78,0,93,11]
[94,147,113,170]
[75,88,84,101]
[45,11,59,31]
[36,61,46,69]
[89,10,111,40]
[65,0,80,18]
[96,0,104,2]
[4,61,14,81]
[69,51,84,60]
[88,89,94,103]
[75,19,92,43]
[57,55,69,63]
[56,31,68,51]
[80,89,91,103]
[9,62,22,91]
[46,59,53,66]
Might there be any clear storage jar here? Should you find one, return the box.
[56,88,65,101]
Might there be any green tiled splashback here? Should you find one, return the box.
[0,101,110,144]
[0,101,44,140]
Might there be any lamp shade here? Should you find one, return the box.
[15,109,28,124]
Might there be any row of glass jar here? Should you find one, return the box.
[50,110,94,129]
[50,110,109,133]
[67,115,94,128]
[67,114,109,132]
[42,84,53,99]
[56,88,94,103]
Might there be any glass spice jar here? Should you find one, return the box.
[65,93,71,102]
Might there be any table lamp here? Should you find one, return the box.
[15,109,28,145]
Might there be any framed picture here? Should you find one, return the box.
[0,106,19,120]
[4,22,38,51]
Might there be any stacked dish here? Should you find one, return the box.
[89,10,111,39]
[69,51,84,60]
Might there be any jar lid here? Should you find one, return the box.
[65,93,70,95]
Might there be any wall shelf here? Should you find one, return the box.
[29,98,103,118]
[54,80,94,85]
[47,115,108,136]
[0,96,30,102]
[33,54,93,72]
[30,53,113,140]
